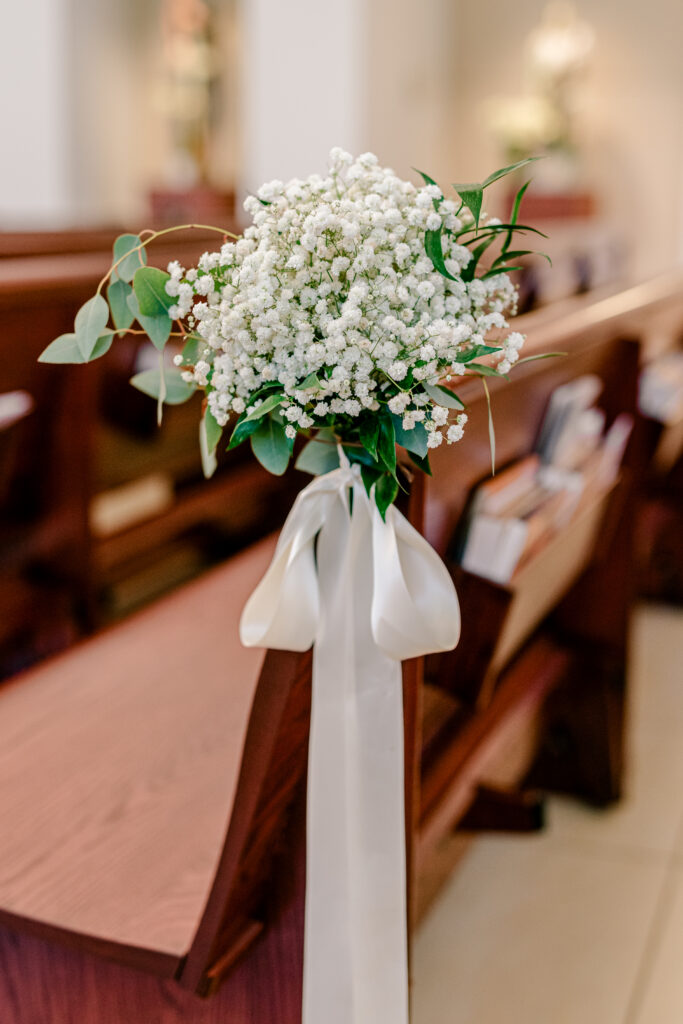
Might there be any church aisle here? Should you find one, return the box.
[413,604,683,1024]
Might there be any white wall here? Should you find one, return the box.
[0,0,74,224]
[241,0,365,190]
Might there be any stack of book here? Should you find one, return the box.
[460,376,632,584]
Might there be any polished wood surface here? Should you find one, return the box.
[0,537,275,964]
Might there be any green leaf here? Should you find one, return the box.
[298,371,321,390]
[129,367,196,405]
[181,334,203,363]
[423,382,465,410]
[295,431,340,476]
[359,418,380,460]
[467,362,507,378]
[133,266,175,318]
[242,392,283,423]
[107,277,134,332]
[391,415,429,458]
[455,344,502,363]
[375,474,399,520]
[360,462,384,498]
[127,292,172,350]
[408,450,432,476]
[491,249,536,268]
[227,414,262,450]
[424,227,458,281]
[482,156,539,189]
[39,331,113,364]
[452,184,483,228]
[481,265,525,279]
[482,377,496,475]
[461,233,498,282]
[250,416,292,476]
[413,167,442,209]
[113,234,146,283]
[74,294,109,360]
[203,407,222,453]
[377,413,396,475]
[199,413,218,479]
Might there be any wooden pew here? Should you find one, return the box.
[0,273,682,1021]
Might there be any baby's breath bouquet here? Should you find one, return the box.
[40,149,549,517]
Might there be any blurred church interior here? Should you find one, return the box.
[0,1,682,1022]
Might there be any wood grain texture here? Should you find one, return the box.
[0,538,276,963]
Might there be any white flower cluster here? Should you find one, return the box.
[169,149,523,449]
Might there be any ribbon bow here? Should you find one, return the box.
[241,458,460,1024]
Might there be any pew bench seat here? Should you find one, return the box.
[0,536,277,976]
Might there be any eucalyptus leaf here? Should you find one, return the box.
[129,367,196,405]
[295,432,340,476]
[181,334,203,363]
[242,392,283,423]
[391,415,429,458]
[513,351,567,368]
[203,407,223,453]
[133,266,175,317]
[423,382,465,410]
[74,294,109,360]
[113,234,146,283]
[127,292,172,350]
[107,277,134,332]
[227,414,262,450]
[424,227,457,282]
[250,415,292,475]
[298,372,321,390]
[199,414,218,479]
[467,362,507,378]
[39,331,113,364]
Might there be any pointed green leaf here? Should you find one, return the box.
[423,382,465,410]
[467,362,507,378]
[39,331,113,364]
[377,413,396,475]
[360,462,384,498]
[375,473,399,520]
[250,416,292,475]
[513,351,566,368]
[127,292,172,350]
[129,367,196,404]
[481,265,525,279]
[461,233,498,282]
[113,234,146,283]
[452,185,483,228]
[133,266,175,317]
[227,414,262,450]
[408,450,432,476]
[74,294,109,359]
[298,372,321,390]
[359,418,380,460]
[413,167,442,209]
[391,415,429,458]
[107,277,134,332]
[425,227,458,281]
[482,156,539,189]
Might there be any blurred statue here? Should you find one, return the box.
[159,0,219,188]
[484,2,595,192]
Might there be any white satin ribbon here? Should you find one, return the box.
[240,457,460,1024]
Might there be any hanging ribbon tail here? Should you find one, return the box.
[239,469,460,1024]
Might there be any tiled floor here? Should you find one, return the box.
[413,603,683,1024]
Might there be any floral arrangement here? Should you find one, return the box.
[40,149,550,517]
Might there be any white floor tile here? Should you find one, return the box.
[631,865,683,1024]
[413,837,664,1024]
[546,725,683,858]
